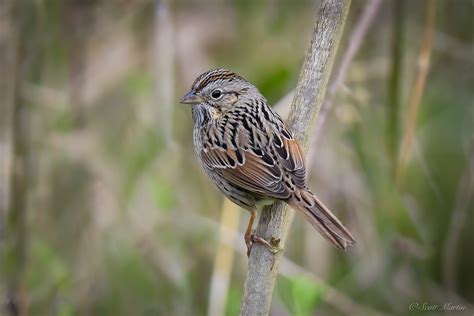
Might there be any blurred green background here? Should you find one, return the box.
[0,0,473,315]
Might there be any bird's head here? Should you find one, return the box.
[180,69,260,116]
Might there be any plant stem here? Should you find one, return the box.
[442,138,474,293]
[308,0,382,162]
[208,199,241,316]
[387,0,405,175]
[240,1,352,315]
[0,0,17,242]
[395,0,436,187]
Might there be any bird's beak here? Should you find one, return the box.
[180,90,203,104]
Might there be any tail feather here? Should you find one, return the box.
[290,189,355,250]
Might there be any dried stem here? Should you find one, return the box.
[204,215,385,316]
[442,138,474,292]
[208,199,241,316]
[395,0,436,186]
[304,0,381,278]
[308,0,382,163]
[240,1,352,315]
[0,0,17,241]
[387,0,405,173]
[153,0,175,148]
[0,2,29,315]
[1,2,40,315]
[65,0,91,125]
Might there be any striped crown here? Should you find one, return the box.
[191,69,247,92]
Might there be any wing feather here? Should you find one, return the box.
[199,124,306,200]
[200,146,290,199]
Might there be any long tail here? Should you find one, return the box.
[290,188,355,250]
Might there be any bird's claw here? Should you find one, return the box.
[246,232,283,256]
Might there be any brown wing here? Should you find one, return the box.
[200,145,289,199]
[271,128,306,187]
[200,126,307,200]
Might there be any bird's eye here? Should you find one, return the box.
[211,89,222,99]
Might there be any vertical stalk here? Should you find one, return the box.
[2,2,41,314]
[0,1,24,315]
[0,0,17,241]
[443,138,474,293]
[153,0,175,148]
[387,0,405,174]
[396,0,436,187]
[208,199,241,316]
[240,1,352,315]
[64,0,92,126]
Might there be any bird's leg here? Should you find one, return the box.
[244,209,281,256]
[244,209,257,256]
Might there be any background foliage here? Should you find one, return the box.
[0,0,473,315]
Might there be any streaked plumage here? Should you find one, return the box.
[181,69,355,254]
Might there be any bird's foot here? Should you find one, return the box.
[245,232,283,256]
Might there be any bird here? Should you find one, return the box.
[181,68,355,256]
